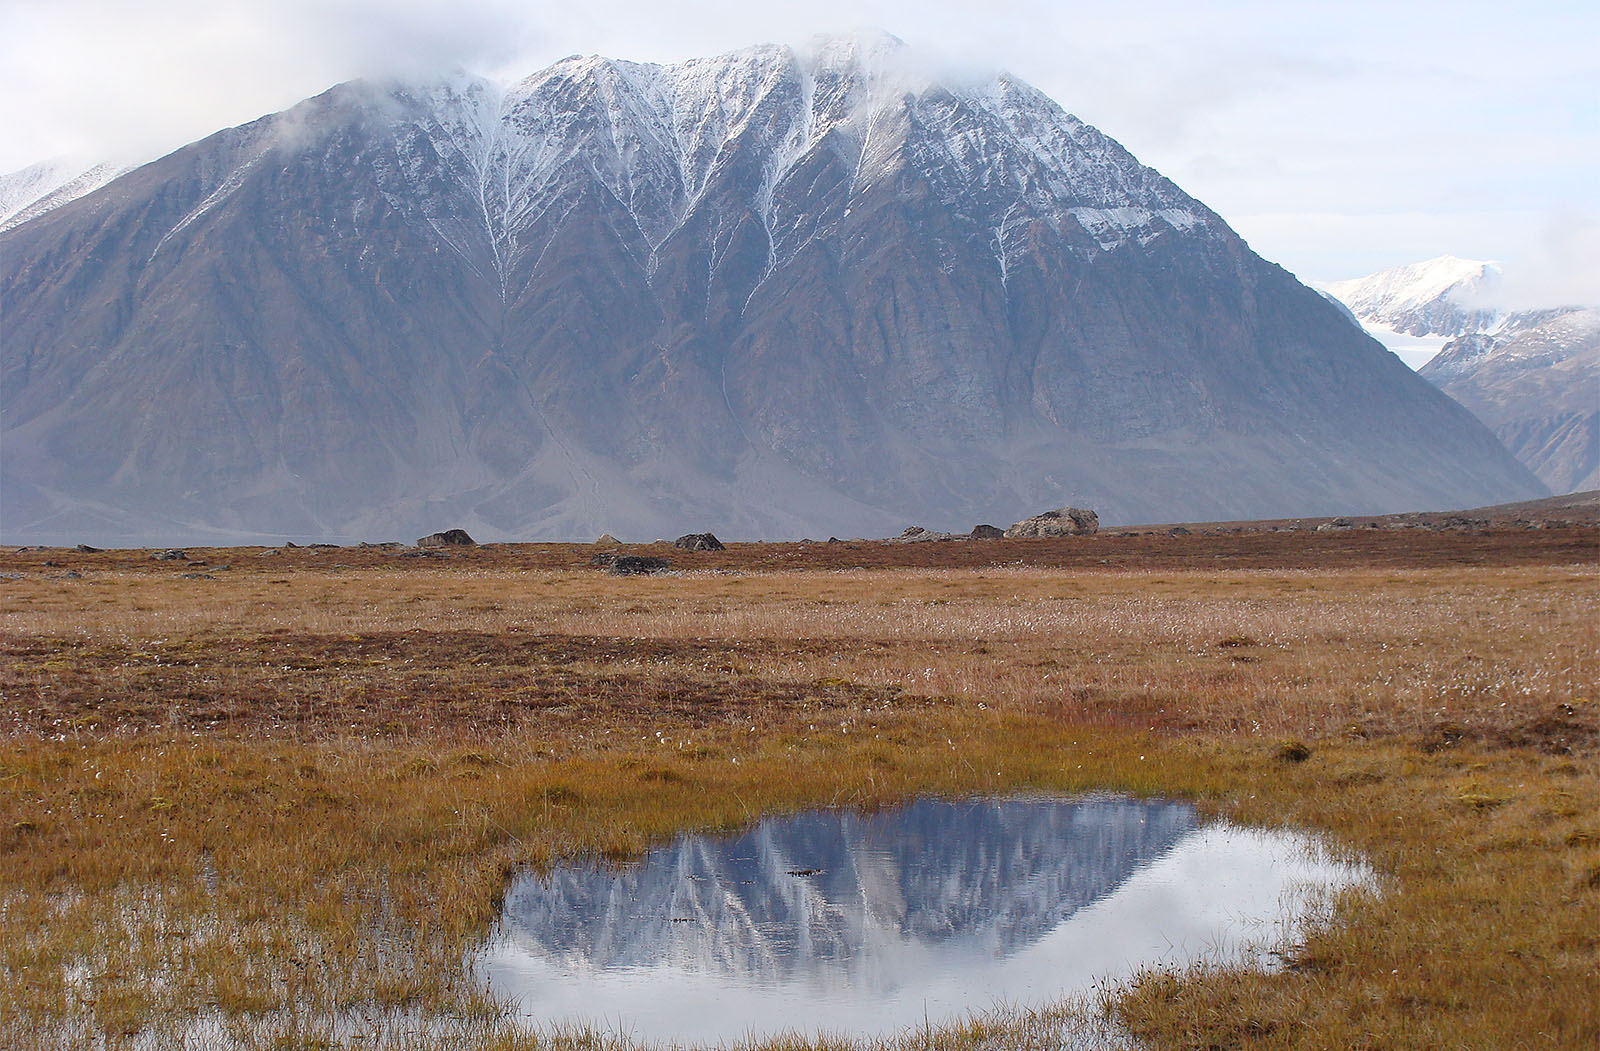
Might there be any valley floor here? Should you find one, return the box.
[1,525,1596,1049]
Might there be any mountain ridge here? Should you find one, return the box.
[1419,309,1600,494]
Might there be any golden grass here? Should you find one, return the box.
[1,537,1596,1049]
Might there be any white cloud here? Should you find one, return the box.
[1494,208,1600,310]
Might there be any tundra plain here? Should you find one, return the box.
[2,522,1597,1049]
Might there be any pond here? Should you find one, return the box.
[477,795,1368,1042]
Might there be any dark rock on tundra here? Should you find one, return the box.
[417,528,475,548]
[594,533,622,546]
[673,533,725,551]
[152,549,187,560]
[609,555,672,576]
[1004,508,1099,538]
[970,524,1005,539]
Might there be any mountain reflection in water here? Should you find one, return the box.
[479,796,1365,1040]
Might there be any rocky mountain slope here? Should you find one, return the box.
[0,35,1542,545]
[1420,309,1599,493]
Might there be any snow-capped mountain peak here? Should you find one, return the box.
[1321,255,1502,337]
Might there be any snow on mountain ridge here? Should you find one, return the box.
[0,158,131,232]
[298,37,1220,310]
[3,34,1215,275]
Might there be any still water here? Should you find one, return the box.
[478,796,1367,1041]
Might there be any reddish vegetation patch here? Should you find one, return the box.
[0,631,906,740]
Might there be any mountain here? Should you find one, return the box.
[1322,256,1502,338]
[1420,309,1600,494]
[0,35,1543,545]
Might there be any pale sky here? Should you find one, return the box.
[2,0,1596,292]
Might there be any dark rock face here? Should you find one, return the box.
[1419,309,1599,494]
[417,529,476,547]
[609,555,672,576]
[1005,507,1099,538]
[673,533,725,551]
[0,36,1544,546]
[970,524,1005,539]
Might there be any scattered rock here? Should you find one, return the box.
[417,528,475,548]
[180,573,215,580]
[589,552,617,568]
[594,533,622,546]
[1316,517,1355,532]
[609,555,672,576]
[888,525,961,543]
[357,541,401,549]
[46,571,83,580]
[970,524,1005,540]
[1167,526,1192,537]
[152,549,187,560]
[1004,507,1099,538]
[674,532,725,551]
[283,541,298,549]
[1439,515,1488,531]
[394,549,445,559]
[75,544,102,553]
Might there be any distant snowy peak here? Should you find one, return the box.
[0,158,132,232]
[1321,255,1501,337]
